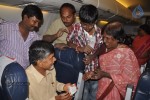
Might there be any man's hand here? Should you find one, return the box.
[56,28,68,38]
[91,69,111,80]
[63,83,77,94]
[63,83,71,92]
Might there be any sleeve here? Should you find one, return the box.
[97,29,103,47]
[66,32,73,42]
[37,34,42,40]
[28,89,34,100]
[110,49,140,96]
[32,31,42,40]
[49,97,56,100]
[56,81,65,92]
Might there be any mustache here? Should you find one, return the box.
[63,22,69,25]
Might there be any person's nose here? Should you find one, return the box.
[53,57,56,62]
[34,22,39,28]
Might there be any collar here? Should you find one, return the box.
[83,24,98,36]
[30,65,51,83]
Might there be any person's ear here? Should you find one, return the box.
[23,15,29,21]
[37,60,43,67]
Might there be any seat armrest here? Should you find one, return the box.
[125,84,134,100]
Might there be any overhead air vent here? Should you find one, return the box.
[72,0,83,3]
[23,0,83,11]
[22,0,141,24]
[83,0,141,24]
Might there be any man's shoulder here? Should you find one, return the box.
[25,65,36,80]
[25,65,33,73]
[53,18,62,23]
[51,18,64,26]
[0,21,18,30]
[29,31,42,40]
[0,21,18,26]
[45,18,65,35]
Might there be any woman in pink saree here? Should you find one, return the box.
[90,22,141,100]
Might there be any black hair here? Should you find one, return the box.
[22,5,43,21]
[104,21,125,43]
[79,4,98,24]
[29,40,54,65]
[60,3,76,14]
[139,24,150,34]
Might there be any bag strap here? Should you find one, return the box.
[98,81,124,100]
[98,81,114,100]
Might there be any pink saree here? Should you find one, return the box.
[97,47,140,100]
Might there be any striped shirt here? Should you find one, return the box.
[67,23,103,72]
[0,21,41,69]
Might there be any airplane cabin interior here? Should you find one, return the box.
[0,0,150,100]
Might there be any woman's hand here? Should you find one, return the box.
[91,69,111,80]
[91,69,103,80]
[83,71,94,81]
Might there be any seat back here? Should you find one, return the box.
[54,47,85,84]
[133,69,150,100]
[1,62,28,100]
[0,86,4,100]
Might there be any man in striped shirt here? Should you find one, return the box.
[0,5,43,69]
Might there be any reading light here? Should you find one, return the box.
[116,0,129,8]
[99,20,108,25]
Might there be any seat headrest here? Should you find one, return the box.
[1,62,28,100]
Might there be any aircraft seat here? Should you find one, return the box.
[54,47,85,84]
[133,68,150,100]
[1,62,28,100]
